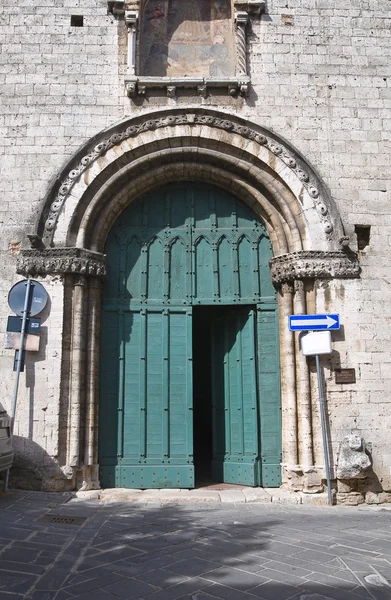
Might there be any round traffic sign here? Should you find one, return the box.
[8,280,49,317]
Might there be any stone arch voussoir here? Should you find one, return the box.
[37,108,346,253]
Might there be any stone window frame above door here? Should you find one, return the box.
[108,1,265,98]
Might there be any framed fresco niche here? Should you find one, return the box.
[108,1,266,98]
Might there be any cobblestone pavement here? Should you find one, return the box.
[1,491,391,600]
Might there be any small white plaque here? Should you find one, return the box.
[300,330,332,356]
[4,332,40,352]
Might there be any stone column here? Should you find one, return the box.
[125,10,139,76]
[279,282,298,470]
[16,247,107,489]
[80,277,102,490]
[293,280,314,470]
[67,275,88,468]
[235,11,249,77]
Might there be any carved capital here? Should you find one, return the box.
[281,282,294,295]
[294,279,305,293]
[108,1,140,16]
[107,1,125,17]
[125,9,138,27]
[234,1,266,17]
[270,251,361,286]
[235,11,249,26]
[17,248,107,279]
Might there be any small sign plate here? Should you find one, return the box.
[335,368,356,384]
[7,316,41,334]
[289,313,340,331]
[4,332,40,352]
[301,331,332,356]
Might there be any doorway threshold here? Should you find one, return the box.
[76,487,330,506]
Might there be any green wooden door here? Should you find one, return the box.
[99,182,281,489]
[257,305,282,487]
[100,307,194,488]
[211,308,260,486]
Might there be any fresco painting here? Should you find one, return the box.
[140,0,235,77]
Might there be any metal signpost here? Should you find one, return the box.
[3,279,48,492]
[289,314,340,506]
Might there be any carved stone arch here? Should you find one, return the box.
[19,108,360,283]
[32,110,343,246]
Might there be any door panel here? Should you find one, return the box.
[100,307,194,488]
[257,306,282,487]
[211,308,260,486]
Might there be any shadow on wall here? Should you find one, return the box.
[0,436,73,492]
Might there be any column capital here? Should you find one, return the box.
[125,9,139,27]
[234,1,266,17]
[17,247,107,279]
[270,250,361,286]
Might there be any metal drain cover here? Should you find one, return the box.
[38,513,87,526]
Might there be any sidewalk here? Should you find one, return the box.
[0,489,391,600]
[95,486,315,505]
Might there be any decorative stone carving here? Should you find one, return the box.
[41,111,333,246]
[107,1,127,17]
[197,84,207,98]
[270,251,361,285]
[27,234,45,250]
[16,248,107,279]
[281,282,294,295]
[125,82,136,97]
[336,435,371,479]
[235,11,249,77]
[234,0,266,16]
[109,1,267,18]
[123,76,251,98]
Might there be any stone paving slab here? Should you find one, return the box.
[0,491,391,600]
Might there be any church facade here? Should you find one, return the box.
[1,0,390,504]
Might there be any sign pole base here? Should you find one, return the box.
[315,354,333,506]
[3,468,9,493]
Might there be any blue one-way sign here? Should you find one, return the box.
[289,314,340,331]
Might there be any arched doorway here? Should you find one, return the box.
[17,108,360,493]
[98,182,281,489]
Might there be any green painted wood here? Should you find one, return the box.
[100,307,194,489]
[211,308,261,486]
[102,183,271,308]
[99,182,281,489]
[257,304,282,487]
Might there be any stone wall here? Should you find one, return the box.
[0,0,390,500]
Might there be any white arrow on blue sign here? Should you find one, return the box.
[289,314,340,331]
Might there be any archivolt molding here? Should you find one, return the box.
[270,251,361,286]
[78,154,299,254]
[40,109,343,250]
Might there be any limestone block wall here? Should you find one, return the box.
[0,0,390,496]
[0,0,123,488]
